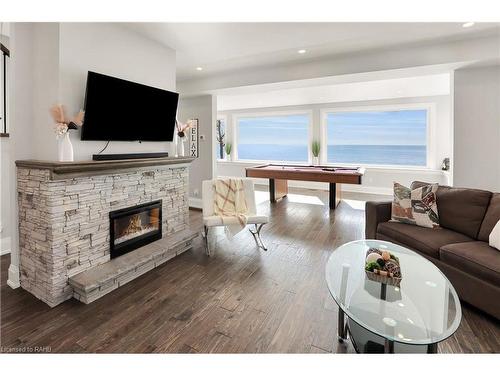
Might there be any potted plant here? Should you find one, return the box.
[225,142,232,161]
[312,141,320,165]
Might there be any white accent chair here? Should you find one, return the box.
[201,178,269,256]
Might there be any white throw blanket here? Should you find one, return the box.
[213,178,248,237]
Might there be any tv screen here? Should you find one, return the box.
[81,71,179,142]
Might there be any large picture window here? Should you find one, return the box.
[325,109,428,166]
[236,113,309,162]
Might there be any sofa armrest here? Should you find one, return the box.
[365,201,392,239]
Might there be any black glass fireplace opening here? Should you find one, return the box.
[109,200,162,259]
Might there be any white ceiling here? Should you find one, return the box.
[218,74,450,111]
[124,22,499,81]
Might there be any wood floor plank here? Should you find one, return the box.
[1,187,499,353]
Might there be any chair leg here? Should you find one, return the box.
[202,225,211,256]
[249,223,268,251]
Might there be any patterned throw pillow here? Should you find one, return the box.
[392,182,440,228]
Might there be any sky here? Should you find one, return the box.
[238,115,308,145]
[327,110,427,146]
[237,110,427,146]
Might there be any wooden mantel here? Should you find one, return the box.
[15,156,195,180]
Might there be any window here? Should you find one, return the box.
[236,113,309,162]
[215,117,226,160]
[325,109,428,166]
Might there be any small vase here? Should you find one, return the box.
[58,132,74,162]
[312,156,319,166]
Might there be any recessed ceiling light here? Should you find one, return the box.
[297,49,307,54]
[196,67,203,71]
[462,22,475,28]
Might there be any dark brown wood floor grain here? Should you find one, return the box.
[1,188,499,353]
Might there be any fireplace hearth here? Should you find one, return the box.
[110,200,162,258]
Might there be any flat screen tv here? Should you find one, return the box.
[81,71,179,142]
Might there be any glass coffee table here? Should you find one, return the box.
[325,240,462,353]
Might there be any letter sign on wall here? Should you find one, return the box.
[189,119,199,158]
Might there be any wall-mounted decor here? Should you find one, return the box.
[189,118,199,158]
[216,119,225,159]
[0,41,9,136]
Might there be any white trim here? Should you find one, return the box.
[232,109,313,164]
[0,236,10,255]
[189,197,203,209]
[7,263,20,289]
[215,159,443,173]
[448,70,455,186]
[320,103,434,169]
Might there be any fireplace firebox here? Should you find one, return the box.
[109,200,162,258]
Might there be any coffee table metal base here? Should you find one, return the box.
[337,309,439,353]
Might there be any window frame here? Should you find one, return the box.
[320,103,434,169]
[232,110,313,164]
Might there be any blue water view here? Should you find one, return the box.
[235,109,428,166]
[238,144,426,166]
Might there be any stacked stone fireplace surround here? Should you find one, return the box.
[16,158,195,307]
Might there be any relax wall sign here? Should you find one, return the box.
[189,118,199,158]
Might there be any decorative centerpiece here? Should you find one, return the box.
[50,105,84,162]
[365,247,402,286]
[175,119,195,157]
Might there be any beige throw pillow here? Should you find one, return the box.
[392,182,440,229]
[489,220,500,251]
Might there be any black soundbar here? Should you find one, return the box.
[92,152,169,161]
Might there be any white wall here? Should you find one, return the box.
[6,23,36,287]
[23,23,175,160]
[9,23,178,163]
[177,95,216,206]
[32,23,60,161]
[1,138,11,255]
[218,74,451,111]
[454,65,500,191]
[5,22,178,288]
[217,95,452,195]
[58,23,177,161]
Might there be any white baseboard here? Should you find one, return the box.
[189,197,203,209]
[340,184,393,196]
[8,263,20,289]
[0,236,11,256]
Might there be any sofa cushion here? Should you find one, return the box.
[377,221,473,258]
[478,193,500,242]
[440,241,500,285]
[411,181,492,239]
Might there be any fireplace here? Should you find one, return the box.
[109,200,162,258]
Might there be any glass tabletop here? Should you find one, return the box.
[325,240,462,345]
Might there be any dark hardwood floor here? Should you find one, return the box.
[1,188,499,353]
